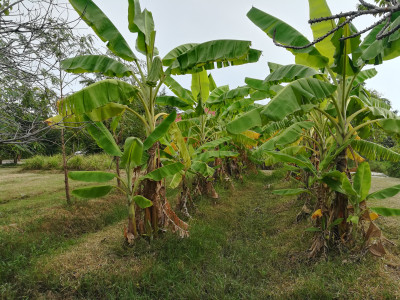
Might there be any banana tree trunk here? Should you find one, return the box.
[130,143,189,239]
[332,149,349,239]
[176,175,193,218]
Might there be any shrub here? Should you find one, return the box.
[23,154,114,171]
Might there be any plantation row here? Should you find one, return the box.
[44,0,400,257]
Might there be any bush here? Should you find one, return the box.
[368,160,391,175]
[387,162,400,178]
[23,154,114,171]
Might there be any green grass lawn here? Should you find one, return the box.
[1,167,400,299]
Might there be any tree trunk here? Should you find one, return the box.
[61,128,71,205]
[127,143,188,240]
[332,149,349,239]
[176,175,193,218]
[115,156,121,187]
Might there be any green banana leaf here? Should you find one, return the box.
[59,79,139,117]
[143,110,177,150]
[169,172,183,189]
[197,137,232,152]
[308,0,336,65]
[378,119,400,134]
[351,140,400,162]
[128,0,155,53]
[226,107,263,134]
[261,78,337,122]
[156,96,192,111]
[86,103,127,122]
[196,150,239,162]
[84,115,122,157]
[120,137,144,169]
[266,151,317,175]
[142,162,185,181]
[207,86,251,105]
[68,171,116,182]
[206,85,230,105]
[370,207,400,217]
[169,122,191,168]
[367,185,400,200]
[133,195,153,209]
[264,64,319,84]
[353,162,371,201]
[168,40,261,75]
[190,161,215,177]
[191,70,209,102]
[247,7,328,69]
[68,0,136,61]
[164,76,195,104]
[72,185,114,198]
[352,68,377,86]
[146,56,163,86]
[221,98,255,117]
[61,55,133,77]
[163,43,198,67]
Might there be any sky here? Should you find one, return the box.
[72,0,400,110]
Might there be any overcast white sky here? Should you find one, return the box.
[73,1,400,110]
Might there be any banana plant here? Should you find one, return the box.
[54,0,261,238]
[67,136,187,240]
[226,0,400,251]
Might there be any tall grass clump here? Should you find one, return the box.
[23,154,114,171]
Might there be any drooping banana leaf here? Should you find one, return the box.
[68,171,116,182]
[351,139,400,162]
[83,115,122,156]
[143,110,177,150]
[370,207,400,217]
[206,85,230,104]
[164,75,195,104]
[133,195,153,209]
[61,55,133,77]
[266,151,317,175]
[68,0,136,61]
[163,43,198,67]
[156,96,192,111]
[254,121,314,156]
[378,119,400,134]
[196,137,232,152]
[220,98,255,118]
[353,162,371,201]
[261,78,337,122]
[264,64,319,84]
[351,68,377,86]
[247,7,328,69]
[142,162,185,181]
[85,103,127,122]
[207,86,251,105]
[120,137,144,169]
[168,40,261,75]
[59,79,139,117]
[72,185,114,198]
[226,107,264,134]
[169,122,191,168]
[196,150,238,162]
[367,185,400,200]
[190,161,215,177]
[146,56,163,86]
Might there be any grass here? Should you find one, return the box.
[22,153,114,171]
[1,168,400,299]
